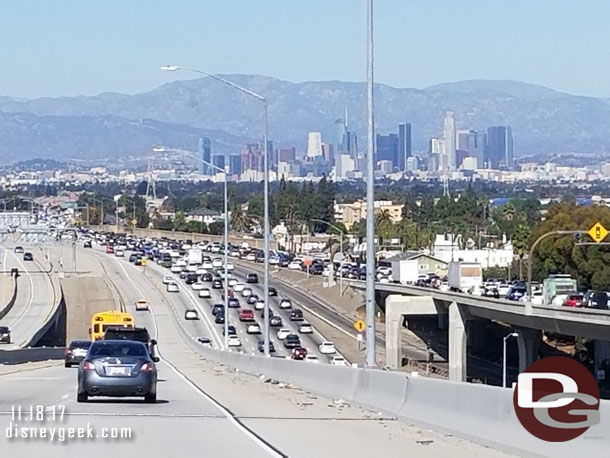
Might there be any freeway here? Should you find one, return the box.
[0,242,56,348]
[0,242,513,457]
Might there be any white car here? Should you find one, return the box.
[176,259,187,268]
[330,356,347,366]
[269,257,280,266]
[498,284,511,296]
[162,275,174,285]
[279,299,292,309]
[186,263,198,272]
[167,282,179,293]
[227,335,241,347]
[115,249,125,257]
[170,265,182,274]
[288,261,302,270]
[192,282,205,291]
[378,277,390,284]
[228,278,238,287]
[276,328,291,340]
[184,309,199,320]
[198,288,211,298]
[233,283,245,292]
[318,341,336,354]
[242,288,253,297]
[212,258,223,268]
[246,323,261,334]
[245,253,256,262]
[299,323,313,334]
[211,245,221,253]
[196,267,208,275]
[135,299,149,311]
[304,355,320,363]
[226,262,235,271]
[202,261,213,270]
[254,300,265,311]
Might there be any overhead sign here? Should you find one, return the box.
[588,222,608,243]
[354,320,365,332]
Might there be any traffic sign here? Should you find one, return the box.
[588,222,608,243]
[354,320,365,332]
[141,258,148,266]
[131,219,137,226]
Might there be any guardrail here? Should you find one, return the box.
[190,345,610,456]
[0,347,64,365]
[0,272,18,320]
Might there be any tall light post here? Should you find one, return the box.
[365,0,377,367]
[161,65,271,354]
[503,332,518,388]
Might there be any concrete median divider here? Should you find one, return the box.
[0,347,64,365]
[0,274,18,320]
[191,346,610,456]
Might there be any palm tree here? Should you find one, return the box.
[512,224,531,280]
[231,205,250,234]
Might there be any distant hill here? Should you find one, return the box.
[1,76,610,164]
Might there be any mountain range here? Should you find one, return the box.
[1,76,610,165]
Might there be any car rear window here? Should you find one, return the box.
[90,342,148,357]
[70,341,92,349]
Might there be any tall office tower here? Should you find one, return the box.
[278,147,296,163]
[443,112,457,170]
[306,132,323,160]
[468,131,487,169]
[267,140,275,171]
[198,137,212,175]
[375,133,399,169]
[321,143,333,163]
[212,154,225,171]
[398,123,412,171]
[430,138,446,172]
[229,154,242,175]
[241,144,263,173]
[487,126,514,168]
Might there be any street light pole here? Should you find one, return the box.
[503,332,518,388]
[161,65,269,355]
[365,0,377,367]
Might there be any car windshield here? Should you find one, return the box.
[89,342,147,357]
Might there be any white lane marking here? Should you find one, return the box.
[61,393,70,400]
[147,301,283,458]
[7,376,62,381]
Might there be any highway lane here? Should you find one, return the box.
[0,242,56,348]
[0,243,512,458]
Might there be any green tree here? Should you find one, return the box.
[231,205,250,233]
[512,224,531,280]
[172,211,187,232]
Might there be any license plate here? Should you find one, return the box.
[107,366,129,376]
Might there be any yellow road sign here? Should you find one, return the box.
[141,258,148,266]
[354,320,365,332]
[589,222,608,243]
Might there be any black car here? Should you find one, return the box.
[223,325,237,336]
[270,316,283,327]
[289,309,304,321]
[134,257,143,266]
[23,252,33,261]
[102,327,157,358]
[77,340,158,403]
[212,279,223,289]
[269,287,277,297]
[65,340,93,367]
[129,253,138,263]
[228,298,240,308]
[590,291,609,309]
[197,337,212,346]
[310,263,324,275]
[212,304,225,316]
[185,274,198,285]
[283,334,301,349]
[202,273,213,282]
[214,313,225,324]
[246,273,259,284]
[0,326,10,344]
[258,340,276,353]
[83,240,92,249]
[247,294,259,305]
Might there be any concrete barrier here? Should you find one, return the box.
[25,276,66,348]
[0,347,65,365]
[0,274,18,320]
[189,346,610,456]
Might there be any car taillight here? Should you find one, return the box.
[140,362,153,372]
[82,361,95,371]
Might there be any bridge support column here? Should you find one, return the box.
[385,295,437,370]
[516,328,541,372]
[449,302,468,382]
[594,340,610,381]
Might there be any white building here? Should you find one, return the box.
[306,132,323,159]
[432,234,513,268]
[443,111,457,171]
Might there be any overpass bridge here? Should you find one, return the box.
[349,280,610,382]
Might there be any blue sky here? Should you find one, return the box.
[2,0,610,98]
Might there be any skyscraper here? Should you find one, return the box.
[487,126,514,168]
[229,154,242,175]
[198,137,212,175]
[212,154,225,171]
[443,112,456,171]
[375,133,399,169]
[398,123,412,171]
[306,132,323,160]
